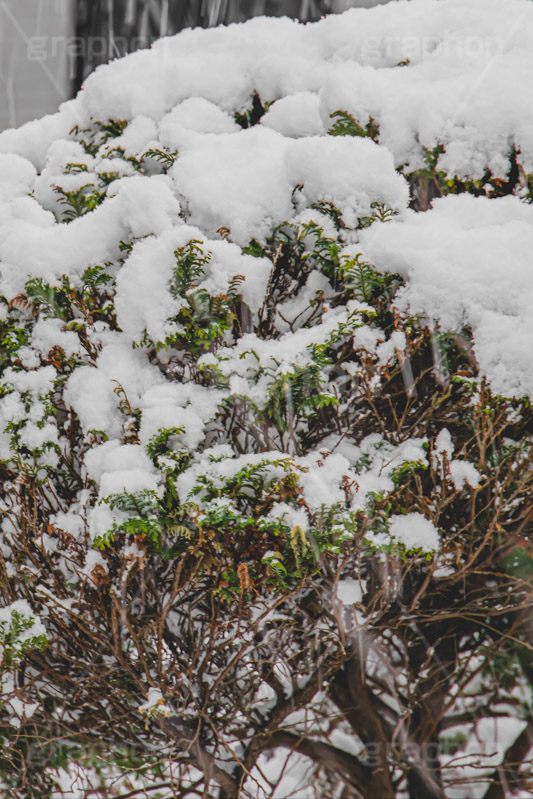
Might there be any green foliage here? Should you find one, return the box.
[24,278,71,320]
[339,253,387,302]
[359,201,400,228]
[263,364,338,434]
[0,302,31,373]
[142,148,178,171]
[70,120,129,157]
[146,427,186,466]
[172,239,212,295]
[24,267,115,331]
[309,200,346,230]
[481,648,525,694]
[98,120,129,140]
[390,457,428,487]
[136,239,244,354]
[1,97,532,799]
[0,608,48,670]
[289,524,309,571]
[96,490,162,548]
[54,184,107,221]
[296,214,400,313]
[328,110,379,141]
[191,455,297,509]
[440,730,468,756]
[235,92,271,128]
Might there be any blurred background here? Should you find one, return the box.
[0,0,393,131]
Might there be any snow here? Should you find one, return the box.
[435,428,454,459]
[115,226,271,345]
[0,174,181,299]
[170,128,406,244]
[19,423,59,451]
[0,101,78,170]
[84,441,160,503]
[388,512,440,552]
[105,174,181,238]
[267,502,310,532]
[337,577,363,605]
[171,126,292,244]
[0,0,528,396]
[139,687,172,717]
[100,115,158,158]
[261,91,325,138]
[449,460,480,491]
[29,318,85,360]
[299,452,352,511]
[0,394,29,428]
[210,301,370,395]
[79,550,109,581]
[0,599,47,641]
[88,504,127,542]
[360,194,533,398]
[0,154,36,203]
[432,428,481,492]
[442,716,529,799]
[52,511,85,539]
[139,382,222,451]
[159,97,240,138]
[3,0,533,176]
[2,365,57,396]
[114,231,188,344]
[99,467,160,497]
[175,449,294,509]
[64,341,164,437]
[349,435,428,512]
[5,697,39,723]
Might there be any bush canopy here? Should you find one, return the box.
[0,1,532,797]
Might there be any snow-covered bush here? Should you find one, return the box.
[0,2,532,797]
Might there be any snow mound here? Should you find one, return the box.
[0,0,529,397]
[0,0,531,548]
[360,195,533,398]
[2,0,533,176]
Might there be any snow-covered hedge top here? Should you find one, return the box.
[0,0,532,400]
[3,0,533,176]
[0,0,530,563]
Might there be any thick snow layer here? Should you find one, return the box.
[336,578,363,605]
[0,175,181,298]
[0,154,37,203]
[63,341,165,438]
[159,97,240,138]
[169,127,407,244]
[261,92,325,138]
[359,195,533,398]
[114,225,271,352]
[138,382,223,451]
[388,512,440,552]
[0,0,530,543]
[3,0,533,176]
[0,0,527,398]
